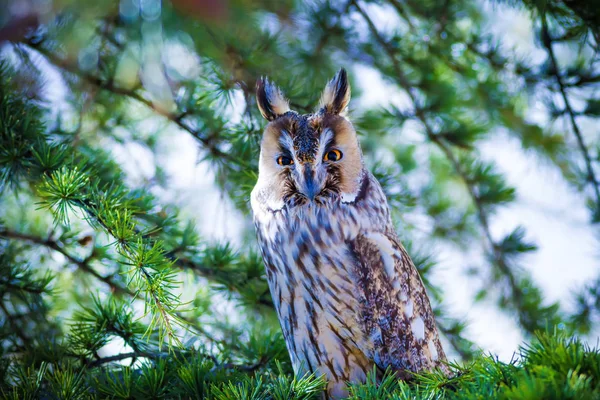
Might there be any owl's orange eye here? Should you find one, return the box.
[324,149,343,162]
[277,156,294,166]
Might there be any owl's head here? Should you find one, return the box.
[252,69,364,211]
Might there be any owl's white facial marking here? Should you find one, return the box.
[318,128,334,157]
[278,130,294,156]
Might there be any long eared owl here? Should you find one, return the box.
[251,69,447,399]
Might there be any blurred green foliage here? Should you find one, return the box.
[1,0,600,397]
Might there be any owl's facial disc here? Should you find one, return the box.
[254,112,363,209]
[253,68,365,211]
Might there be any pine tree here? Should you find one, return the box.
[1,0,600,397]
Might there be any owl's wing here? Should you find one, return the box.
[348,228,446,376]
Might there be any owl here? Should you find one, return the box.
[251,69,447,399]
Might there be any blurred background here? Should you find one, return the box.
[1,0,600,390]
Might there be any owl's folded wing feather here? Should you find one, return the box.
[348,229,446,377]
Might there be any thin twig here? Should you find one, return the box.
[541,16,600,211]
[21,41,236,164]
[0,228,132,296]
[86,350,167,368]
[87,348,267,372]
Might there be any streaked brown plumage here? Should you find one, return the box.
[251,69,448,398]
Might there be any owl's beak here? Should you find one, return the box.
[298,165,321,200]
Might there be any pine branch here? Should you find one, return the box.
[86,348,267,372]
[214,359,269,373]
[540,16,600,215]
[0,228,132,296]
[0,229,232,347]
[0,276,48,295]
[387,0,417,30]
[86,350,168,368]
[19,41,236,164]
[563,73,600,87]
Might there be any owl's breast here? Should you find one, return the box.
[254,202,365,306]
[253,203,377,397]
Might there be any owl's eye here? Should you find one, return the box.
[277,156,294,166]
[324,149,343,162]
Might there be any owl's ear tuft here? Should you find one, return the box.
[319,68,351,115]
[256,77,290,121]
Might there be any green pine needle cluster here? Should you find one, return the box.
[2,329,600,399]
